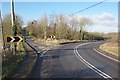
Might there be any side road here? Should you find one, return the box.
[11,39,58,78]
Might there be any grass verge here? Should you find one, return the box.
[31,37,95,46]
[100,42,118,57]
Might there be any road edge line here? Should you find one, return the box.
[94,48,120,63]
[74,42,114,79]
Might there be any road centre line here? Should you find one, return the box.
[74,42,114,79]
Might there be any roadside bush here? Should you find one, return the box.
[2,43,26,79]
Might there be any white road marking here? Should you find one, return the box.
[94,48,120,63]
[43,51,47,54]
[42,48,50,54]
[74,42,114,79]
[39,53,43,57]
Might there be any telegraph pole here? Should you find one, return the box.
[0,10,4,49]
[11,0,17,55]
[0,10,5,50]
[0,10,3,80]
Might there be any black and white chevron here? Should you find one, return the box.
[7,36,23,42]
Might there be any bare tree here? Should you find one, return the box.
[55,15,69,39]
[2,14,23,41]
[15,15,24,34]
[39,15,48,39]
[48,14,56,38]
[26,21,37,36]
[69,16,79,40]
[26,14,94,41]
[79,17,93,40]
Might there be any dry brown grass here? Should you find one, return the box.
[35,39,71,45]
[101,32,119,57]
[100,42,118,57]
[34,38,91,46]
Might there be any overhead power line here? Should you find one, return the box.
[69,0,107,16]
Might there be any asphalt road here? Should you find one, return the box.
[27,40,119,79]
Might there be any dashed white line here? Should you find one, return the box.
[74,42,114,79]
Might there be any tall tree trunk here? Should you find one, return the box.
[79,29,83,40]
[44,26,47,40]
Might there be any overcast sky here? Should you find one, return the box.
[2,1,119,33]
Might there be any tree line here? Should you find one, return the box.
[2,14,105,42]
[26,14,104,40]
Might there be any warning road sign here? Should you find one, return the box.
[7,36,24,42]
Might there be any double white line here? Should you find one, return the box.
[74,42,114,80]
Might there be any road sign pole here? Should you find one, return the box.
[11,0,17,55]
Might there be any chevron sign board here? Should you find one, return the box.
[7,36,24,42]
